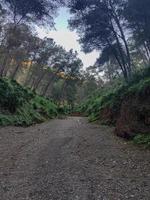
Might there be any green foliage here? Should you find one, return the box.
[78,83,123,122]
[32,96,57,117]
[0,78,58,126]
[133,134,150,148]
[57,105,71,115]
[130,67,150,84]
[79,72,150,123]
[127,77,150,95]
[0,78,33,113]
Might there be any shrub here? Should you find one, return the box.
[0,78,58,126]
[0,79,33,113]
[133,134,150,148]
[78,75,150,123]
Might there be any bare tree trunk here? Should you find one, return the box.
[111,25,129,81]
[109,0,132,79]
[0,52,9,77]
[42,67,63,96]
[106,39,125,75]
[33,71,46,90]
[42,78,53,97]
[137,46,149,66]
[24,72,34,87]
[11,62,21,79]
[143,42,150,61]
[2,56,13,77]
[114,15,132,74]
[30,78,37,90]
[24,56,37,87]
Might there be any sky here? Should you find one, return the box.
[36,8,99,69]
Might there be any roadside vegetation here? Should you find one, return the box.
[79,68,150,122]
[133,134,150,148]
[0,78,58,126]
[77,68,150,146]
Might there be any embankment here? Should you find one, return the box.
[79,75,150,144]
[0,78,58,126]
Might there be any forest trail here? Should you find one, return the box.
[0,117,150,200]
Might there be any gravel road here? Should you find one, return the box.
[0,117,150,200]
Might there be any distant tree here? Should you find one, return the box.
[28,38,60,90]
[0,23,33,77]
[41,49,83,96]
[51,79,64,105]
[65,79,77,110]
[76,69,102,103]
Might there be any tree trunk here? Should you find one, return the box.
[143,42,150,61]
[0,52,9,77]
[114,15,132,74]
[42,67,63,96]
[24,55,37,87]
[111,25,129,81]
[33,71,46,90]
[106,39,125,74]
[109,0,132,79]
[11,62,21,79]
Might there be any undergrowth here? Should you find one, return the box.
[133,134,150,148]
[0,78,58,126]
[77,67,150,146]
[78,70,150,123]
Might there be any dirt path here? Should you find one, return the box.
[0,117,150,200]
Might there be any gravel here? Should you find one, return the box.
[0,117,150,200]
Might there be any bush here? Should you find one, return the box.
[0,78,58,126]
[0,79,33,113]
[78,75,150,123]
[130,67,150,84]
[133,134,150,148]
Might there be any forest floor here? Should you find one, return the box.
[0,117,150,200]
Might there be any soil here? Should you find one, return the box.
[115,95,150,138]
[0,117,150,200]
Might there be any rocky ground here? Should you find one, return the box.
[0,117,150,200]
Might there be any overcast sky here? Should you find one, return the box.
[36,8,99,69]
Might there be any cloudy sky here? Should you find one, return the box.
[37,8,99,69]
